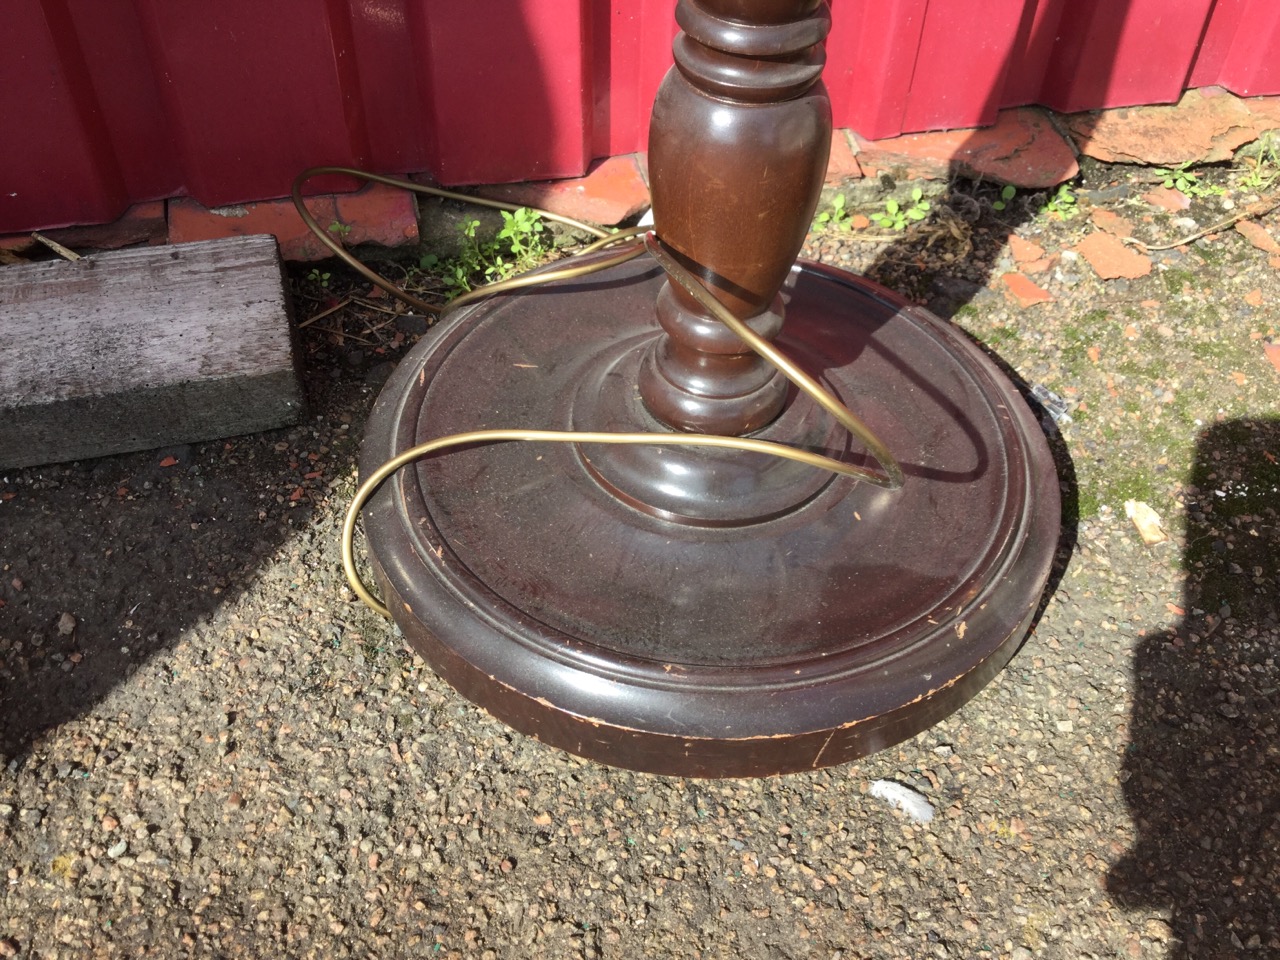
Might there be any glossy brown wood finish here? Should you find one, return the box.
[361,256,1061,777]
[357,0,1062,777]
[642,0,832,434]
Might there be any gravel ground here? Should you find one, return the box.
[2,156,1278,959]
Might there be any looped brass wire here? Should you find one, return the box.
[291,166,647,317]
[300,171,905,617]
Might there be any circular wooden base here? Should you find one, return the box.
[360,252,1059,777]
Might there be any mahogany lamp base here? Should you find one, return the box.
[360,252,1059,778]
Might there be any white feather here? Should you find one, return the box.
[868,779,935,824]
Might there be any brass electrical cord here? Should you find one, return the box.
[643,234,905,492]
[303,168,903,617]
[292,166,649,316]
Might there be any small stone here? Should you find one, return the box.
[101,815,119,832]
[107,840,128,859]
[57,612,76,636]
[1055,720,1074,733]
[0,939,17,958]
[18,808,42,826]
[226,792,244,810]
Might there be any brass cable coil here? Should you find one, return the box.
[292,167,903,619]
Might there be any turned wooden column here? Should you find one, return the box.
[641,0,832,435]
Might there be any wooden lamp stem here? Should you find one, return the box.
[641,0,833,435]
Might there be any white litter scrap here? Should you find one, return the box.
[868,779,935,823]
[1124,499,1169,545]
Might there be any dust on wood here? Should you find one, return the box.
[0,235,303,469]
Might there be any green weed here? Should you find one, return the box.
[1040,184,1079,220]
[992,185,1016,212]
[1238,131,1279,191]
[1154,162,1225,199]
[814,193,851,230]
[419,208,551,298]
[874,187,930,230]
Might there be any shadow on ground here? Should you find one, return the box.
[0,320,377,763]
[0,436,310,762]
[1108,418,1280,957]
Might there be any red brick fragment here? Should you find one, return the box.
[1008,235,1045,263]
[1075,232,1152,280]
[853,108,1077,188]
[1236,220,1280,254]
[1090,209,1135,239]
[1001,272,1053,307]
[474,155,650,227]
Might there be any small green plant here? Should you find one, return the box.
[495,206,548,272]
[1238,131,1279,191]
[1040,183,1079,220]
[813,193,851,230]
[327,220,352,238]
[1154,162,1225,199]
[873,187,929,230]
[306,268,331,288]
[418,208,552,299]
[992,184,1017,212]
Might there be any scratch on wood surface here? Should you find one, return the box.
[811,729,837,768]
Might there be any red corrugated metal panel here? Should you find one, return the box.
[590,0,679,160]
[1190,0,1280,96]
[131,0,374,204]
[2,1,155,230]
[3,0,1280,235]
[1030,0,1215,114]
[409,0,592,184]
[824,0,926,140]
[898,0,1030,133]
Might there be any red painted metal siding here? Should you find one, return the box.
[3,0,1278,234]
